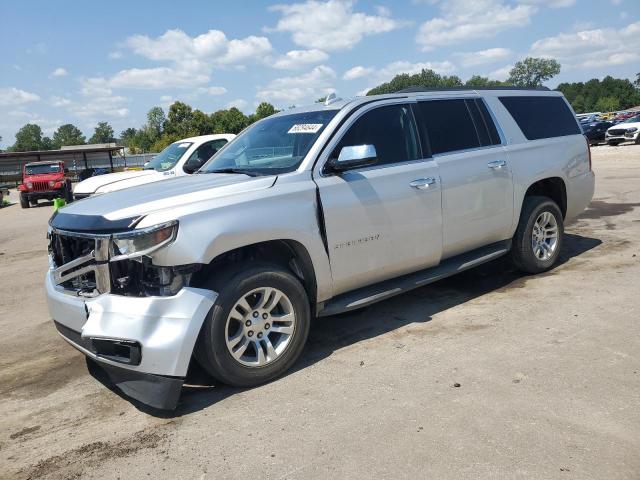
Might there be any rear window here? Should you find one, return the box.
[499,96,581,140]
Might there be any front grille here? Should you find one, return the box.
[49,230,110,296]
[608,129,625,136]
[32,181,51,191]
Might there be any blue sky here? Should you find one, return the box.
[1,0,638,148]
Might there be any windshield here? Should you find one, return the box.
[622,115,640,123]
[200,110,338,175]
[25,163,61,175]
[143,142,193,171]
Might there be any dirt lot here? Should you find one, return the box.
[1,144,639,480]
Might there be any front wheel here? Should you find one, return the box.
[512,196,564,274]
[20,193,29,209]
[195,264,310,387]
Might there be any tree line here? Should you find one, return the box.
[6,101,279,154]
[4,58,640,153]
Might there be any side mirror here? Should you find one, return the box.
[327,144,377,172]
[64,168,69,174]
[184,157,203,174]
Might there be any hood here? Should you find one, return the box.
[23,172,65,182]
[73,170,159,195]
[609,122,640,131]
[54,173,277,231]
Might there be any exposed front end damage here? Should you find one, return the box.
[45,224,217,410]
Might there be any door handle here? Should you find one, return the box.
[410,177,436,190]
[488,160,506,169]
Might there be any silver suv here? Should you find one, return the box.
[46,88,595,409]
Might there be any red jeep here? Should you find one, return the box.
[18,161,72,208]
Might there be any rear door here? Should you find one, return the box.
[415,98,514,259]
[314,101,443,296]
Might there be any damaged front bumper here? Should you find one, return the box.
[45,272,216,409]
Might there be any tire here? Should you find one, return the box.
[608,141,621,146]
[512,196,564,274]
[20,193,29,209]
[195,263,311,387]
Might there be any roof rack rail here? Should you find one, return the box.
[397,86,551,93]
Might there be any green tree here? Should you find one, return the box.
[52,123,85,148]
[146,106,166,139]
[164,101,195,137]
[367,69,464,95]
[594,96,620,113]
[465,75,510,87]
[557,76,640,112]
[254,102,278,120]
[508,57,561,88]
[41,136,54,150]
[89,121,115,144]
[119,128,137,148]
[11,123,44,151]
[211,108,250,134]
[635,73,640,88]
[191,109,213,135]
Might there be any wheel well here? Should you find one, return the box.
[192,240,318,305]
[524,177,567,218]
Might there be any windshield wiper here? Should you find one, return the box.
[204,167,262,177]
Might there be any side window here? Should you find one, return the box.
[466,99,501,147]
[417,100,480,155]
[499,96,581,140]
[184,139,228,172]
[332,104,420,166]
[475,99,501,145]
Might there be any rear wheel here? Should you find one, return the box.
[512,196,564,274]
[20,193,29,209]
[195,264,310,387]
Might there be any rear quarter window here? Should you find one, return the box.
[499,96,581,140]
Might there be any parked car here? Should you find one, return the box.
[605,114,640,146]
[72,134,235,199]
[18,161,72,208]
[577,112,601,123]
[613,112,636,123]
[46,88,594,409]
[582,120,614,145]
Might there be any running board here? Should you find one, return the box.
[317,240,511,317]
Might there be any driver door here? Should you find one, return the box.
[314,102,443,296]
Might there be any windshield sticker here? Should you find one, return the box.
[177,143,190,148]
[288,124,323,134]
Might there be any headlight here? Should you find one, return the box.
[27,182,33,189]
[110,221,177,261]
[625,127,638,133]
[48,180,56,187]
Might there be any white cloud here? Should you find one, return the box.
[377,60,456,79]
[518,0,575,7]
[272,49,329,69]
[257,65,336,103]
[126,28,272,69]
[108,51,123,59]
[416,0,535,50]
[51,67,68,77]
[455,47,512,68]
[488,64,513,80]
[269,0,406,51]
[530,21,640,68]
[199,86,228,95]
[0,87,40,106]
[226,99,248,110]
[343,65,375,80]
[50,96,72,107]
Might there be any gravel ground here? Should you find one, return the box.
[0,144,639,480]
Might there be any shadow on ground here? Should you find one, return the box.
[89,233,601,417]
